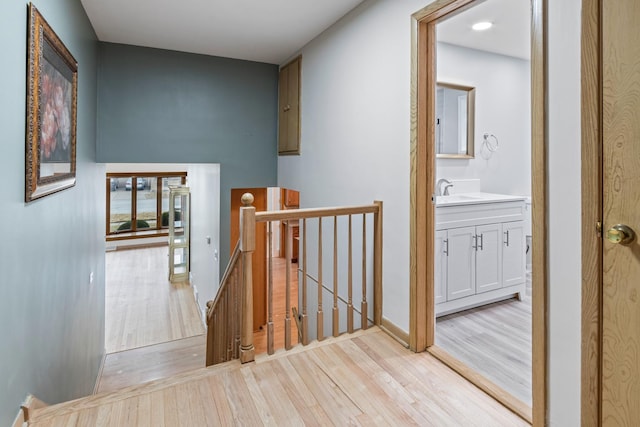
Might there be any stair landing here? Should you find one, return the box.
[29,328,527,426]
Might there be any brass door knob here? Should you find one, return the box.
[606,224,636,245]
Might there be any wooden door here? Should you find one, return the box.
[475,223,502,294]
[278,57,301,154]
[601,1,640,422]
[446,226,476,301]
[231,188,267,331]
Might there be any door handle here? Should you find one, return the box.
[606,224,636,245]
[478,233,484,250]
[504,230,510,247]
[443,239,449,256]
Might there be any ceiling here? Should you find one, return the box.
[437,0,531,60]
[81,0,530,66]
[80,0,366,65]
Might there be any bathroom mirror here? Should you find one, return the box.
[436,82,475,159]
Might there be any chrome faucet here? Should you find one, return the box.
[437,178,454,196]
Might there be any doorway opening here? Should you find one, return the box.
[409,0,547,424]
[99,163,220,393]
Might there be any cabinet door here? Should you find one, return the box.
[502,221,526,287]
[475,223,502,293]
[447,226,476,300]
[278,57,301,154]
[434,230,448,304]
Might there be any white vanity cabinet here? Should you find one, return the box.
[435,195,526,316]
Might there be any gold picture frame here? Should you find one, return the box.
[26,3,78,202]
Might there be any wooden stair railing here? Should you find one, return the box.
[205,242,250,366]
[206,193,382,364]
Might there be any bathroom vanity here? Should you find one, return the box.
[435,192,526,316]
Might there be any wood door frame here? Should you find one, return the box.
[409,0,548,424]
[580,0,603,424]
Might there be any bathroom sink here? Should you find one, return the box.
[435,192,527,206]
[435,194,482,205]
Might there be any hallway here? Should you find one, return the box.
[98,246,299,393]
[104,246,204,353]
[98,246,206,393]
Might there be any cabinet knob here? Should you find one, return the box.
[283,104,291,112]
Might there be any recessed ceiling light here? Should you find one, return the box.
[472,21,493,31]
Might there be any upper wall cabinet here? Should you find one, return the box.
[278,56,301,155]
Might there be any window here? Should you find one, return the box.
[106,172,186,238]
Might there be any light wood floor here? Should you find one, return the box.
[96,335,206,394]
[30,328,527,426]
[254,257,300,354]
[101,249,297,394]
[436,297,532,406]
[105,247,205,353]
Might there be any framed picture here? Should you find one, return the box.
[25,3,78,202]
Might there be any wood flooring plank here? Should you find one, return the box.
[93,402,115,427]
[287,350,363,423]
[161,387,179,427]
[149,390,166,427]
[351,335,456,426]
[312,343,420,426]
[182,381,207,426]
[336,339,431,425]
[271,358,335,426]
[174,383,195,425]
[194,378,221,427]
[222,370,264,426]
[242,362,305,426]
[206,375,236,426]
[135,393,152,427]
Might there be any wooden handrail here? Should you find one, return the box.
[206,195,383,365]
[255,204,379,222]
[205,240,242,366]
[212,241,241,308]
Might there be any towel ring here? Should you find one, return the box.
[482,133,499,152]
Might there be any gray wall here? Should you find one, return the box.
[96,43,279,268]
[0,0,104,424]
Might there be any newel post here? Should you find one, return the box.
[239,193,256,363]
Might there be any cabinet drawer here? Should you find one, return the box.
[436,200,525,230]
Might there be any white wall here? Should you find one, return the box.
[279,0,426,332]
[278,0,582,424]
[437,43,531,196]
[186,164,221,315]
[105,163,221,315]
